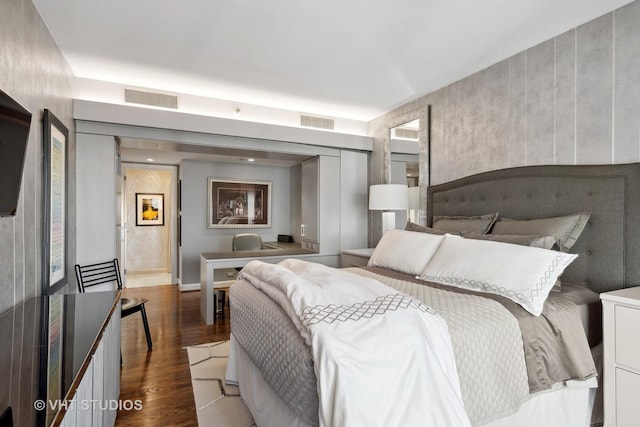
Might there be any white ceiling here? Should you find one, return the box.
[33,0,633,123]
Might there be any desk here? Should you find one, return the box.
[200,242,340,324]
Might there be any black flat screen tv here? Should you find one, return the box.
[0,89,32,217]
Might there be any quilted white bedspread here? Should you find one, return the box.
[350,268,536,425]
[238,258,472,427]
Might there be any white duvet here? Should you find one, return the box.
[238,258,471,427]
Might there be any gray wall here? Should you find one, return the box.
[339,150,369,250]
[370,0,640,186]
[75,134,117,266]
[0,0,75,314]
[180,159,294,284]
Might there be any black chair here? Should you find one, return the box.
[75,258,152,350]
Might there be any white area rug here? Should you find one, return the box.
[186,341,255,427]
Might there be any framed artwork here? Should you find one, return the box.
[136,193,165,226]
[37,293,65,426]
[46,294,64,426]
[42,109,68,295]
[207,177,271,228]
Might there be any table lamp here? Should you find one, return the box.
[369,184,408,234]
[407,186,420,223]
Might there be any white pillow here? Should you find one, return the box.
[417,235,577,316]
[368,229,447,276]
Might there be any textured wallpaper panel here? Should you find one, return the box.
[0,0,74,314]
[371,0,640,186]
[125,167,172,272]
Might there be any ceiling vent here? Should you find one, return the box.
[391,127,419,141]
[124,89,178,109]
[300,114,334,130]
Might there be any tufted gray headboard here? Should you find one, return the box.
[426,163,640,293]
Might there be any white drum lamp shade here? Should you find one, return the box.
[369,184,408,234]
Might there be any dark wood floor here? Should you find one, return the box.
[115,285,231,427]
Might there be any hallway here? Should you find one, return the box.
[125,271,173,288]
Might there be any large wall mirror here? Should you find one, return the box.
[387,105,429,227]
[390,119,419,228]
[370,105,430,246]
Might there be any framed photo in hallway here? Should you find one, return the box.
[207,177,271,228]
[136,193,165,226]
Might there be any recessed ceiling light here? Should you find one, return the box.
[247,158,255,162]
[146,158,155,162]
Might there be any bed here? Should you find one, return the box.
[225,163,640,427]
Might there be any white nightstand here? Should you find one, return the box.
[601,287,640,427]
[341,248,375,268]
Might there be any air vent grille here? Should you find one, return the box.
[300,114,334,130]
[125,89,178,109]
[392,128,419,140]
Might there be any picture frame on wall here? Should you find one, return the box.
[36,293,66,427]
[207,177,271,228]
[45,293,64,426]
[136,193,165,226]
[42,109,68,295]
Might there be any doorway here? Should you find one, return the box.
[122,163,178,287]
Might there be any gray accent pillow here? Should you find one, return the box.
[405,221,454,235]
[491,213,591,251]
[432,212,499,234]
[461,231,556,249]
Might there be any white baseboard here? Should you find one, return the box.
[179,282,200,292]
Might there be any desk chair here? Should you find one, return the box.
[213,233,263,314]
[232,233,263,251]
[74,258,153,350]
[231,233,263,275]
